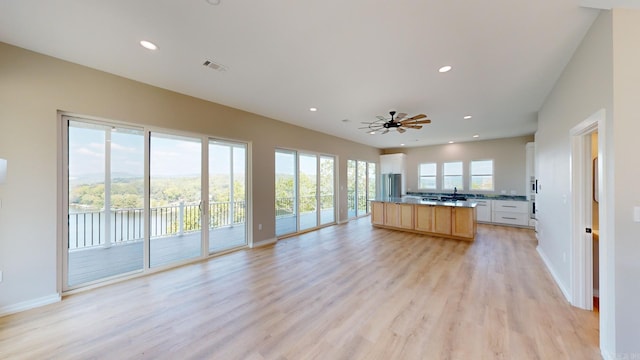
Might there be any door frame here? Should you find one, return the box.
[569,108,609,349]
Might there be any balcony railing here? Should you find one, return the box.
[275,195,334,217]
[68,200,246,250]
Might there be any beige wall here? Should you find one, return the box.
[0,42,379,310]
[538,8,640,355]
[383,136,534,196]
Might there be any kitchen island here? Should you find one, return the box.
[370,197,477,241]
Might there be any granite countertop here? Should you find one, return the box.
[406,192,527,201]
[372,197,477,208]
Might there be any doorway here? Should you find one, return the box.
[569,108,609,351]
[569,114,599,310]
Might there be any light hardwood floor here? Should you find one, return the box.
[0,218,601,359]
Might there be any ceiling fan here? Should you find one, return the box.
[360,111,431,134]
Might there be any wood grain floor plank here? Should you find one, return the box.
[0,218,601,359]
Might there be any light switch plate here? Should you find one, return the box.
[634,206,640,222]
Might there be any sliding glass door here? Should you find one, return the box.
[299,153,318,231]
[276,149,335,237]
[275,150,297,236]
[64,116,249,290]
[66,120,145,286]
[149,133,202,268]
[347,160,377,219]
[319,156,335,225]
[209,140,247,252]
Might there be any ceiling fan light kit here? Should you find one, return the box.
[359,110,431,135]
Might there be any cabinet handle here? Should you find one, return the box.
[502,205,517,208]
[502,217,517,220]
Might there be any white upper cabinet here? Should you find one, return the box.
[380,153,406,174]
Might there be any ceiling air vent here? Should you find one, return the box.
[202,59,228,72]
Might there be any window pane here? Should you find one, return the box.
[443,176,463,190]
[299,153,318,231]
[419,177,436,189]
[471,160,493,190]
[471,160,493,175]
[67,121,145,287]
[419,163,436,176]
[209,141,247,253]
[320,156,335,225]
[443,162,463,190]
[443,162,463,176]
[471,175,493,190]
[275,150,297,236]
[347,160,356,218]
[150,133,202,268]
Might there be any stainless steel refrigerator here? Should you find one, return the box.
[381,173,402,198]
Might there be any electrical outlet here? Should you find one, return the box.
[258,224,262,230]
[0,270,3,283]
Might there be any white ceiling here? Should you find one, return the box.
[0,0,599,148]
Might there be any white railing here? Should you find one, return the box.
[68,200,246,250]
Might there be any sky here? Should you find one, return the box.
[69,122,245,181]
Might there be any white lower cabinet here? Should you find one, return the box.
[475,200,492,222]
[492,200,529,226]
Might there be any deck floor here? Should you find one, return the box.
[69,211,338,287]
[68,225,246,286]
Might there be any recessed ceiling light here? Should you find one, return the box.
[140,40,158,50]
[464,115,472,120]
[341,119,349,123]
[473,134,480,138]
[369,131,376,135]
[400,143,405,146]
[206,0,221,4]
[438,65,452,73]
[448,141,454,144]
[309,107,317,112]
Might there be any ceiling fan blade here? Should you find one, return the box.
[382,129,389,134]
[404,119,431,125]
[403,125,423,129]
[376,116,386,121]
[394,112,407,122]
[407,114,427,120]
[397,127,406,133]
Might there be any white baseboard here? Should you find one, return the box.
[0,293,61,317]
[536,246,571,303]
[251,237,277,248]
[600,347,614,360]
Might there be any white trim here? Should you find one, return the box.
[0,293,61,317]
[251,237,277,248]
[569,108,612,355]
[537,246,571,302]
[569,126,594,310]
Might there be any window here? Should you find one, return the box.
[418,163,437,189]
[470,160,494,191]
[443,161,463,190]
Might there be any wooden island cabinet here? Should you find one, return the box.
[370,199,477,241]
